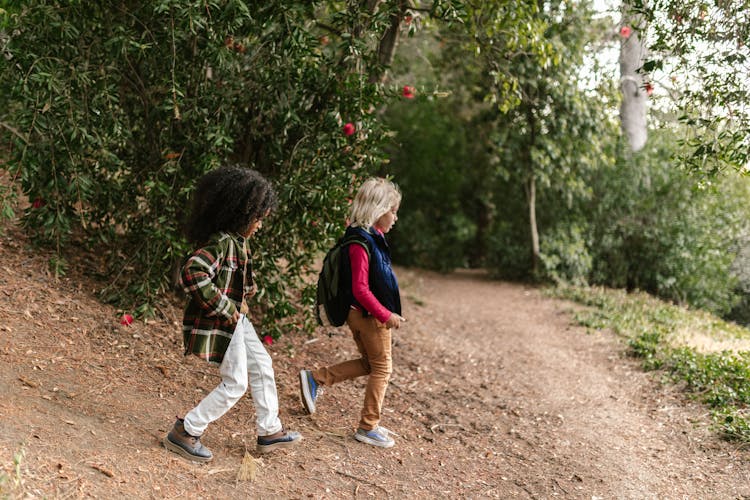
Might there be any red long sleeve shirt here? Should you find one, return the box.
[348,235,392,324]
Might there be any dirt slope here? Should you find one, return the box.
[1,222,749,499]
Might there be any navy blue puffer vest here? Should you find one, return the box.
[343,225,401,317]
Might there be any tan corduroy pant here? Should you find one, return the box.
[312,309,392,431]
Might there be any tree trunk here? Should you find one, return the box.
[527,175,540,275]
[369,0,407,84]
[619,2,648,152]
[524,105,540,276]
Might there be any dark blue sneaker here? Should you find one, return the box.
[354,426,395,448]
[299,369,319,414]
[256,430,302,454]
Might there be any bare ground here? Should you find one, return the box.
[1,220,750,499]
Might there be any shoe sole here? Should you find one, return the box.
[163,436,213,463]
[256,435,302,454]
[354,433,395,448]
[299,370,316,414]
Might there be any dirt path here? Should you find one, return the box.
[401,270,750,498]
[1,226,750,498]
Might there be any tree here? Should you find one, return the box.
[637,0,750,174]
[383,1,613,279]
[468,0,609,277]
[618,1,649,152]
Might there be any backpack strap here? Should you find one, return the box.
[341,234,370,258]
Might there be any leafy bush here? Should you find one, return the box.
[0,1,414,335]
[384,97,480,272]
[666,348,750,407]
[587,131,750,316]
[726,235,750,325]
[627,331,665,370]
[539,223,592,285]
[485,217,535,281]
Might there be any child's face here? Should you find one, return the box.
[242,210,270,238]
[374,204,399,234]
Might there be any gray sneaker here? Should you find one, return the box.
[163,418,213,462]
[377,425,395,436]
[354,426,395,448]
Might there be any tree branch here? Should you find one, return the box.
[0,121,29,144]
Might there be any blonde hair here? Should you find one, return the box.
[349,177,402,229]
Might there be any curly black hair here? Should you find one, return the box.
[185,165,278,245]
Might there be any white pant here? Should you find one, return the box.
[183,315,282,437]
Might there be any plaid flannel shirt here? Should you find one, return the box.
[180,232,253,364]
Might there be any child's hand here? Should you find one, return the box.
[385,313,406,329]
[245,283,258,300]
[231,310,241,323]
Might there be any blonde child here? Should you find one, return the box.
[300,177,405,448]
[164,165,301,462]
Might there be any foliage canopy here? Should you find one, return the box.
[0,0,462,335]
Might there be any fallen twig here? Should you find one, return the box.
[335,469,389,496]
[430,423,465,433]
[90,464,114,478]
[18,376,39,388]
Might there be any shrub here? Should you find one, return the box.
[539,223,592,285]
[587,131,750,316]
[385,97,480,272]
[0,1,398,335]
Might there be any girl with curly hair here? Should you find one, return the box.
[163,165,301,462]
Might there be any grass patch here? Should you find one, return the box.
[550,284,750,442]
[0,446,25,497]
